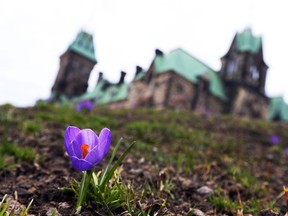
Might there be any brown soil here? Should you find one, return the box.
[1,107,288,215]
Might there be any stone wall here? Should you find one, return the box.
[166,72,196,111]
[127,80,152,108]
[128,72,198,111]
[231,86,268,118]
[127,69,268,119]
[153,72,172,109]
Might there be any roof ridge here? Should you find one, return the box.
[170,48,216,72]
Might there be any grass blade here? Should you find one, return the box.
[100,141,135,188]
[20,198,34,216]
[0,195,10,216]
[99,137,123,186]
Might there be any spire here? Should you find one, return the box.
[68,31,97,63]
[235,28,261,54]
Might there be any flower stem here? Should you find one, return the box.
[75,170,92,214]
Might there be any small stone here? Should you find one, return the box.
[197,186,214,195]
[189,208,205,216]
[178,176,193,189]
[58,202,70,209]
[152,147,158,152]
[129,168,143,175]
[266,154,274,160]
[138,157,145,164]
[126,157,133,163]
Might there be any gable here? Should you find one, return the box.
[154,48,227,101]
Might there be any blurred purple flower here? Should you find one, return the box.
[64,126,112,171]
[285,148,288,157]
[76,100,94,112]
[205,111,212,117]
[270,135,279,145]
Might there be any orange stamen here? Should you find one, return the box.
[81,144,89,158]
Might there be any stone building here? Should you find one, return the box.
[53,28,270,119]
[50,31,97,102]
[127,48,227,114]
[125,28,269,118]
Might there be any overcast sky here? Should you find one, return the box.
[1,0,288,107]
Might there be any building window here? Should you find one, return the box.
[249,66,259,80]
[227,61,237,73]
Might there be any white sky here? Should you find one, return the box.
[1,0,288,107]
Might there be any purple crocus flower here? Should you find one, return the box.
[76,100,94,112]
[64,126,112,171]
[270,135,279,145]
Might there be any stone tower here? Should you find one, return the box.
[219,28,268,94]
[219,28,269,116]
[51,31,97,101]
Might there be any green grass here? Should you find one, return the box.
[1,103,288,214]
[0,138,36,170]
[0,141,36,163]
[0,194,33,216]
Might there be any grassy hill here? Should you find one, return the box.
[0,103,288,215]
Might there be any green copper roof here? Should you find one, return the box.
[97,83,129,105]
[154,48,227,101]
[235,28,261,54]
[134,70,146,81]
[205,70,227,101]
[68,31,97,63]
[76,79,106,101]
[268,97,288,121]
[77,79,129,105]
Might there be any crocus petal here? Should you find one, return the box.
[75,129,99,151]
[64,126,80,157]
[72,129,98,159]
[85,146,101,165]
[98,128,112,160]
[71,139,83,159]
[71,157,94,171]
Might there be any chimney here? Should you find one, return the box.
[155,49,164,56]
[97,72,103,83]
[118,71,126,85]
[135,66,143,76]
